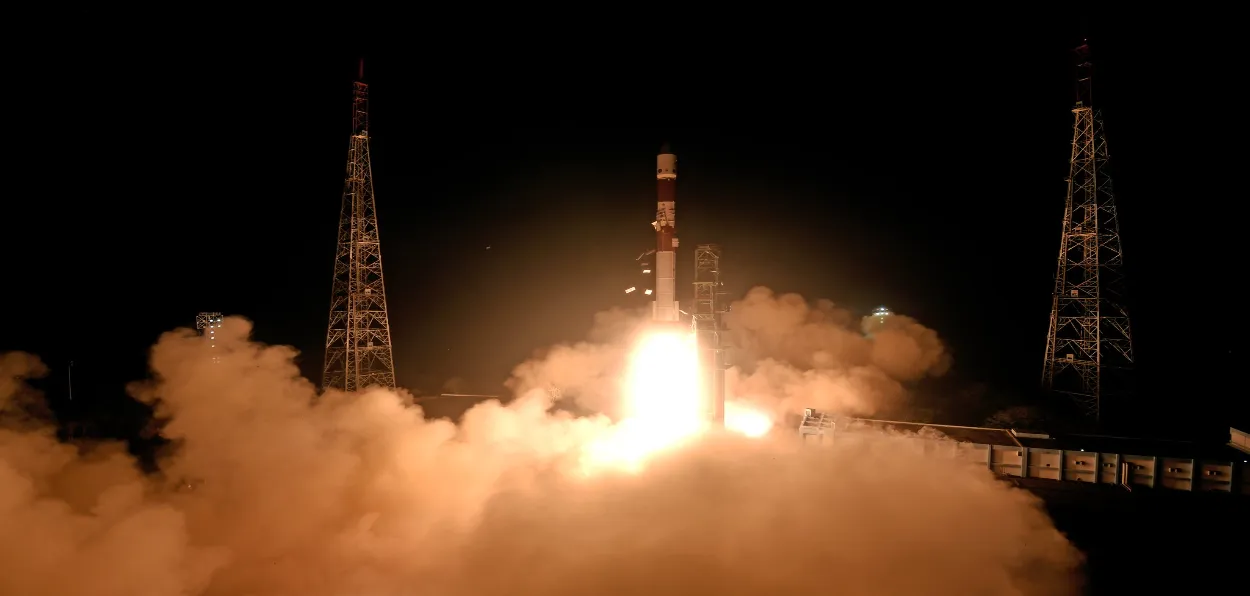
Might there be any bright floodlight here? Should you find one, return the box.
[626,287,637,294]
[873,305,892,317]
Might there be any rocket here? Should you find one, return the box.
[652,143,680,322]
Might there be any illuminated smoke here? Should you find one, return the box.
[0,352,226,596]
[725,286,952,419]
[0,352,51,427]
[508,287,952,424]
[0,315,1081,595]
[723,400,773,437]
[506,307,647,417]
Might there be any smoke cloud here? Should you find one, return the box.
[1,314,1081,595]
[510,286,952,419]
[0,351,225,596]
[725,286,952,418]
[507,306,649,416]
[0,351,51,426]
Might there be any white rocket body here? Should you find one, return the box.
[653,147,679,322]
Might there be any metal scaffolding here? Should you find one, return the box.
[323,61,396,393]
[693,244,728,425]
[1041,42,1134,422]
[196,312,223,364]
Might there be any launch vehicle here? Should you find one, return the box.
[653,143,679,322]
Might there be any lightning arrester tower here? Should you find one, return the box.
[1041,41,1134,421]
[196,312,223,364]
[693,244,728,426]
[323,60,397,393]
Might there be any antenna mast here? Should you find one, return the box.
[1041,41,1135,422]
[323,62,397,392]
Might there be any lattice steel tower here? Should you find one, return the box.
[196,312,223,364]
[323,61,396,392]
[693,244,728,426]
[1041,42,1134,421]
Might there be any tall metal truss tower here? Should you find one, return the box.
[1041,42,1134,421]
[196,312,223,364]
[322,61,396,393]
[693,244,728,425]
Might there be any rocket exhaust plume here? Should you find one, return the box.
[1,313,1082,595]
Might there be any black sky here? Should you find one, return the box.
[5,17,1239,437]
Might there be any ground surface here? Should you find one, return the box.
[1019,477,1246,594]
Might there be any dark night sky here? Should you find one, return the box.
[5,17,1239,437]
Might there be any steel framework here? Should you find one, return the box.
[1042,42,1134,421]
[195,312,222,334]
[693,244,728,425]
[323,62,396,392]
[196,312,223,364]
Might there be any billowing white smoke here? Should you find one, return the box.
[1,352,225,596]
[726,286,952,418]
[509,286,951,420]
[0,316,1081,595]
[507,307,649,417]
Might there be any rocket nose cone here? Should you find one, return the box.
[659,142,672,155]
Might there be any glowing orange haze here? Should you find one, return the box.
[0,312,1084,595]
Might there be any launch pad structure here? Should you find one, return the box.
[693,244,728,426]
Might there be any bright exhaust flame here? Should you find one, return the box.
[725,400,773,437]
[582,329,704,473]
[581,328,773,473]
[623,330,703,430]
